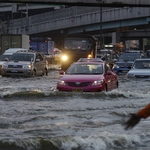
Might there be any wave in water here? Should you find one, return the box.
[1,132,150,150]
[0,88,150,100]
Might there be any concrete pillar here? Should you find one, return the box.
[112,32,120,43]
[143,38,147,52]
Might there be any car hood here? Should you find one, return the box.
[4,61,32,65]
[128,69,150,75]
[60,74,104,82]
[116,61,134,63]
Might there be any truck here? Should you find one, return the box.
[29,37,55,65]
[29,37,54,55]
[0,34,30,55]
[61,34,97,71]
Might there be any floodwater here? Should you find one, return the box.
[0,69,150,150]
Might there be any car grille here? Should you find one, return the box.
[117,63,132,69]
[135,75,150,78]
[117,63,124,68]
[8,65,22,68]
[67,82,91,87]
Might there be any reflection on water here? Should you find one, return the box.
[0,72,150,150]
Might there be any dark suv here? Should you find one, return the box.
[113,52,145,74]
[1,51,48,77]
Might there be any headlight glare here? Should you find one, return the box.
[23,65,31,69]
[58,80,66,85]
[62,55,67,61]
[114,64,119,68]
[92,80,103,86]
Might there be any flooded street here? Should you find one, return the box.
[0,70,150,150]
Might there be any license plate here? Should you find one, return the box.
[73,89,83,92]
[122,70,128,73]
[11,70,18,72]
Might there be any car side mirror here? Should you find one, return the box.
[106,71,112,75]
[59,71,64,75]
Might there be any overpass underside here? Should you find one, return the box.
[1,0,150,7]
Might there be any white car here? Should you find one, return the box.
[0,48,28,75]
[127,59,150,79]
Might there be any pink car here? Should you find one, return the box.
[57,58,118,92]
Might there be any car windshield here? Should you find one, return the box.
[0,54,11,61]
[132,60,150,69]
[66,64,103,74]
[64,38,92,50]
[118,54,140,62]
[9,53,34,61]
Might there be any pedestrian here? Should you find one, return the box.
[124,103,150,130]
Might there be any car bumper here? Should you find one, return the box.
[114,68,130,74]
[1,68,33,76]
[57,84,105,92]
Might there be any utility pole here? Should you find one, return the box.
[100,6,102,50]
[97,0,103,51]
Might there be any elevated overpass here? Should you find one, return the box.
[1,6,150,50]
[1,0,150,7]
[1,7,150,36]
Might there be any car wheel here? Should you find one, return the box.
[32,70,36,77]
[45,69,48,76]
[2,74,7,77]
[116,81,119,88]
[105,84,107,92]
[41,69,45,76]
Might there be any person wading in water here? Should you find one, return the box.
[124,103,150,130]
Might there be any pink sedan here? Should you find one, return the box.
[57,58,118,92]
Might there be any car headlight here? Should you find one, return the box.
[114,64,119,68]
[57,80,66,85]
[23,65,31,69]
[88,54,92,58]
[2,64,8,68]
[127,74,135,77]
[92,80,103,86]
[62,55,68,61]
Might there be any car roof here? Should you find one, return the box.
[135,58,150,61]
[73,61,105,65]
[13,52,35,55]
[121,53,140,55]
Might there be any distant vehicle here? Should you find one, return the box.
[53,48,62,62]
[57,58,118,92]
[1,51,48,77]
[113,53,145,74]
[0,48,28,75]
[29,37,54,55]
[0,34,29,55]
[127,59,150,79]
[104,43,124,53]
[97,49,113,60]
[61,34,97,71]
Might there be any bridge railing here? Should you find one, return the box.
[0,6,150,34]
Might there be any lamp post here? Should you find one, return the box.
[97,0,103,51]
[100,6,102,50]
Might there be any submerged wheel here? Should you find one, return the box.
[116,81,119,88]
[32,70,36,77]
[105,84,108,92]
[45,69,48,76]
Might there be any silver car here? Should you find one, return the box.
[127,59,150,79]
[1,51,48,77]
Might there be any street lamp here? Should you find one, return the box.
[97,0,103,50]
